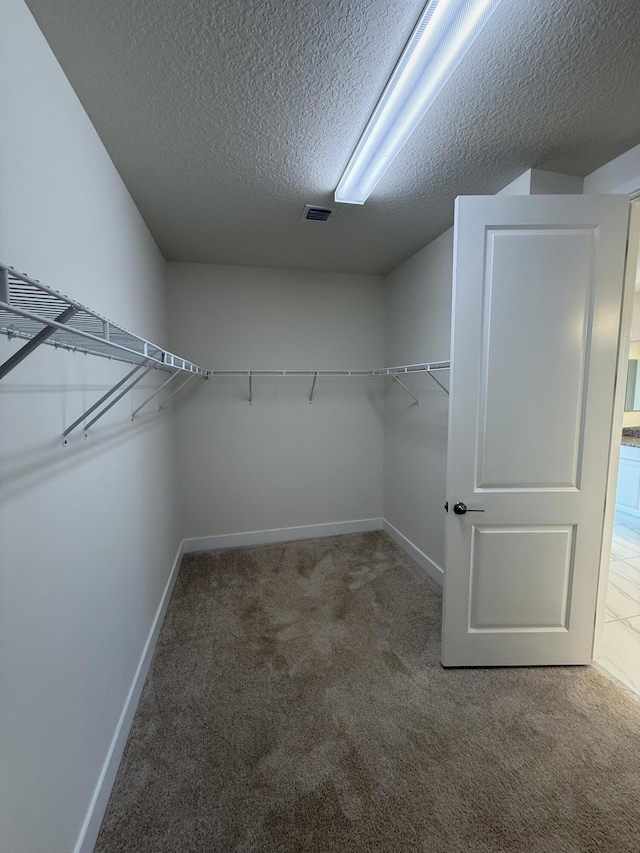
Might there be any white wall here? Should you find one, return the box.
[167,263,385,538]
[383,229,453,575]
[499,168,583,195]
[584,153,640,426]
[584,143,640,195]
[382,167,601,577]
[0,3,179,852]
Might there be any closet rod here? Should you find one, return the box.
[209,370,373,377]
[208,361,451,404]
[0,304,78,380]
[207,362,450,378]
[0,264,208,378]
[371,362,450,375]
[1,262,211,446]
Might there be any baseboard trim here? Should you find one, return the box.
[74,517,438,852]
[183,518,384,553]
[592,661,640,703]
[74,538,185,853]
[382,519,444,587]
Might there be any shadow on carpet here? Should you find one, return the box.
[95,531,640,852]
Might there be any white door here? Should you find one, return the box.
[442,194,629,667]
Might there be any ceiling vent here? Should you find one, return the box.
[301,204,336,223]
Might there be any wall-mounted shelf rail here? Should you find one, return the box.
[0,263,209,445]
[374,362,451,397]
[208,361,450,404]
[0,262,448,425]
[0,264,208,377]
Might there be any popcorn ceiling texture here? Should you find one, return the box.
[24,0,640,274]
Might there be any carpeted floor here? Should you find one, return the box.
[95,532,640,852]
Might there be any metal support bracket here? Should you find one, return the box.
[425,366,450,394]
[391,374,419,406]
[63,360,150,446]
[158,373,197,411]
[309,371,319,403]
[83,365,154,438]
[422,364,450,394]
[0,304,78,380]
[249,370,252,405]
[131,370,180,420]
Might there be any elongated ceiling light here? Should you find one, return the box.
[335,0,502,205]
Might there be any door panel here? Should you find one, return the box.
[478,228,595,491]
[443,195,629,667]
[469,525,574,630]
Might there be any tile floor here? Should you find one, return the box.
[599,509,640,695]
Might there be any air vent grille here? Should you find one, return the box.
[301,205,336,223]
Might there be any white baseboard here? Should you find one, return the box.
[74,517,438,853]
[183,518,384,553]
[382,519,444,586]
[183,520,443,588]
[74,539,185,853]
[591,661,640,703]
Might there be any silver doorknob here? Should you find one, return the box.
[453,501,485,515]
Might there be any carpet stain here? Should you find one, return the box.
[94,532,640,853]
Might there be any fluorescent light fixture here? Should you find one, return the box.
[334,0,502,205]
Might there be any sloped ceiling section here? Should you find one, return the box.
[24,0,640,274]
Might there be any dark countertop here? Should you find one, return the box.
[622,428,640,447]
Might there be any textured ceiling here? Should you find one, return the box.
[24,0,640,274]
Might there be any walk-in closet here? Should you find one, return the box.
[3,1,640,852]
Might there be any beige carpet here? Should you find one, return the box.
[95,532,640,852]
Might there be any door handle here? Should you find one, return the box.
[453,501,485,515]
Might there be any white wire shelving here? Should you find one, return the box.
[0,261,450,440]
[0,263,209,444]
[0,264,207,374]
[208,361,450,404]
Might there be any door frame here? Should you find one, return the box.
[593,194,640,663]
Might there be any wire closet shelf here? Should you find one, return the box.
[0,262,449,421]
[0,264,207,376]
[209,362,451,405]
[207,363,450,377]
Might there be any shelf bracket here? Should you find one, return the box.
[63,360,151,446]
[158,373,198,411]
[309,371,319,403]
[391,374,419,406]
[249,371,252,405]
[83,364,154,438]
[425,367,450,395]
[0,304,78,380]
[131,370,180,420]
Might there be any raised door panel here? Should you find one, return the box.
[469,525,575,631]
[477,228,596,492]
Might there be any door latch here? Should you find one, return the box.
[453,501,485,515]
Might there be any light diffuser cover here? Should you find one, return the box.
[335,0,502,205]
